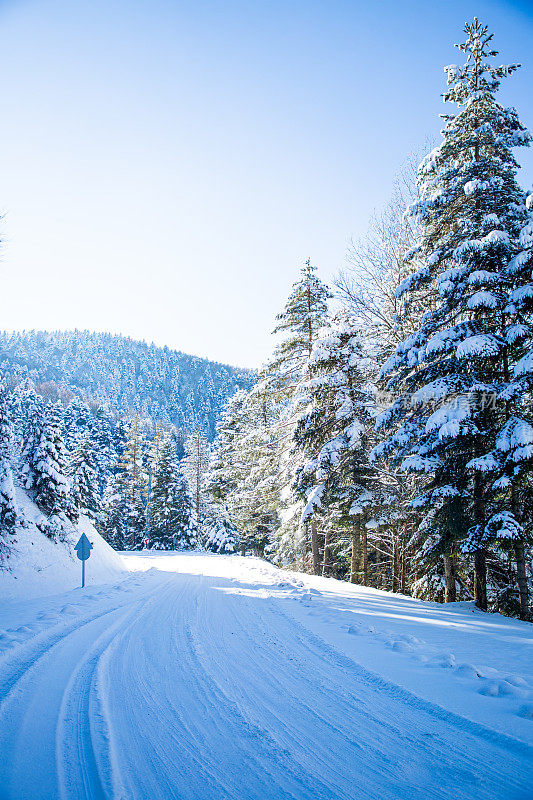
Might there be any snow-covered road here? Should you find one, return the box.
[0,553,531,800]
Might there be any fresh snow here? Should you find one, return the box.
[0,488,126,600]
[0,551,531,799]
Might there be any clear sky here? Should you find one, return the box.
[0,0,532,368]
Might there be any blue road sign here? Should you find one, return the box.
[74,534,93,588]
[75,533,93,561]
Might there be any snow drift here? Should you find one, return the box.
[0,487,126,600]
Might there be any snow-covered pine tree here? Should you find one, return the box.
[268,258,332,401]
[293,314,378,579]
[470,190,533,619]
[184,427,210,528]
[0,387,18,548]
[230,387,280,556]
[70,432,100,521]
[117,416,146,548]
[100,474,130,550]
[18,385,45,491]
[151,436,196,549]
[207,385,280,556]
[262,259,331,565]
[206,390,248,507]
[204,510,237,554]
[374,19,531,610]
[32,402,76,532]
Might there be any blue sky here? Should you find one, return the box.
[0,0,532,368]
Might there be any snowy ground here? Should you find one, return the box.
[0,551,531,800]
[0,488,126,600]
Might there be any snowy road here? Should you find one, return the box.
[0,553,531,800]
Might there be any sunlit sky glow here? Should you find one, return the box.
[0,0,532,368]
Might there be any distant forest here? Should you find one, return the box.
[0,330,254,439]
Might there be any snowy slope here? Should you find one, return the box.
[0,488,126,600]
[0,551,531,800]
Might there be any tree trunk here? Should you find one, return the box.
[350,532,358,583]
[375,545,382,589]
[322,528,332,577]
[514,540,529,621]
[443,554,456,603]
[361,524,368,587]
[474,549,487,611]
[392,538,399,592]
[400,543,407,595]
[310,520,321,576]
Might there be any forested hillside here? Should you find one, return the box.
[0,330,254,438]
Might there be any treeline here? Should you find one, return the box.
[206,20,533,620]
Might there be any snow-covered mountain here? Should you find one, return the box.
[0,330,255,439]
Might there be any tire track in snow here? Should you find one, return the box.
[0,574,172,800]
[2,557,532,800]
[191,575,533,800]
[97,575,324,800]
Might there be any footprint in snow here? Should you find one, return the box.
[426,653,456,669]
[479,679,528,699]
[14,625,34,634]
[454,663,481,680]
[59,604,79,615]
[391,640,415,653]
[504,674,528,688]
[517,702,533,719]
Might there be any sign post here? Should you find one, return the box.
[75,533,93,588]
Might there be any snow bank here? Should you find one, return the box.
[0,488,126,600]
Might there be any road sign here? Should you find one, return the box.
[74,533,93,587]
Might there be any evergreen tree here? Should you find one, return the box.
[117,416,146,548]
[151,437,196,549]
[100,474,130,550]
[184,427,210,527]
[0,388,18,546]
[204,510,237,554]
[207,386,281,556]
[268,258,332,401]
[32,403,76,531]
[293,315,378,578]
[262,259,331,563]
[374,19,531,610]
[19,387,45,490]
[70,432,100,521]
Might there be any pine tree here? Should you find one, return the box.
[117,416,146,548]
[262,258,331,565]
[152,437,196,549]
[18,386,45,491]
[293,314,378,579]
[32,402,76,531]
[0,388,18,547]
[204,510,237,554]
[100,474,130,550]
[70,432,100,521]
[268,258,332,401]
[374,19,531,610]
[207,386,281,556]
[184,427,210,527]
[206,390,248,505]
